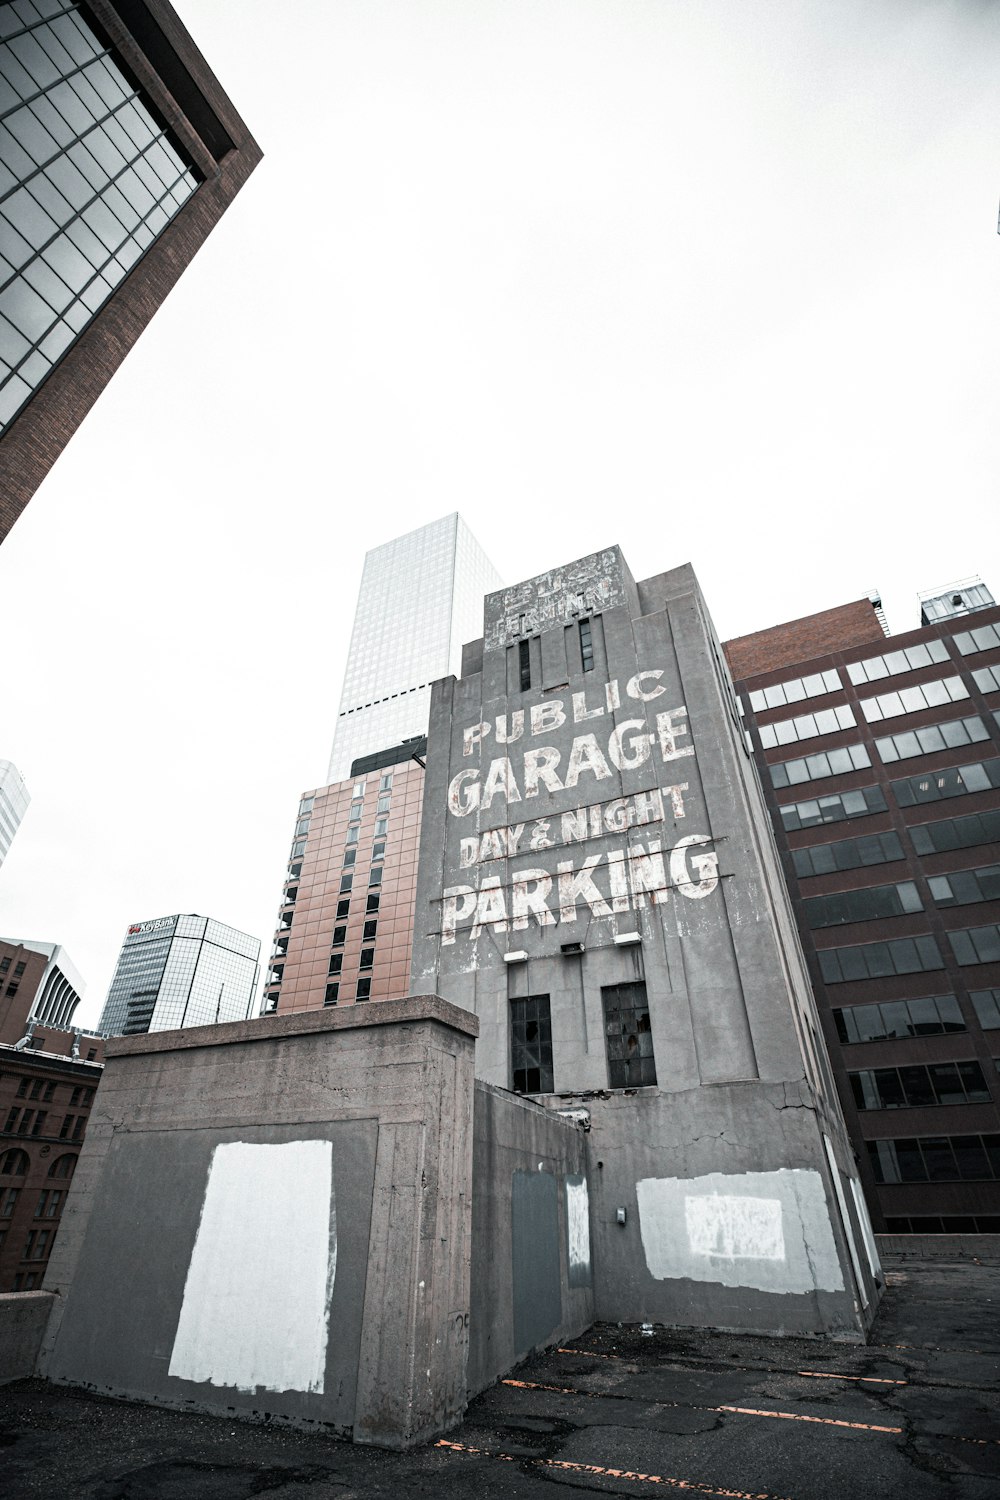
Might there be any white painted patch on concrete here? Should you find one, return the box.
[636,1169,845,1295]
[566,1176,591,1276]
[684,1193,783,1261]
[169,1140,336,1395]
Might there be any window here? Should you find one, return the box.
[295,817,311,837]
[356,977,372,1001]
[31,1112,47,1136]
[579,618,594,672]
[346,825,359,845]
[780,785,887,832]
[366,894,380,914]
[910,809,1000,857]
[47,1154,76,1179]
[332,926,346,947]
[35,1190,62,1218]
[0,958,8,972]
[892,757,1000,807]
[928,865,1000,908]
[348,801,364,824]
[374,817,388,838]
[363,919,378,941]
[511,994,554,1093]
[758,704,855,749]
[283,887,298,905]
[847,639,950,684]
[817,935,944,983]
[13,962,25,977]
[851,1060,990,1110]
[972,664,1000,694]
[802,881,922,929]
[16,1110,33,1135]
[359,948,374,970]
[519,638,531,692]
[792,830,903,878]
[342,848,356,868]
[328,955,342,976]
[748,668,842,712]
[602,982,656,1088]
[380,772,393,790]
[24,1229,50,1260]
[971,990,1000,1029]
[770,744,871,789]
[0,1188,19,1216]
[949,925,1000,966]
[868,1134,1000,1183]
[875,715,989,764]
[860,676,968,723]
[955,622,1000,656]
[339,873,353,894]
[287,861,302,879]
[337,898,351,919]
[299,796,314,815]
[369,867,382,887]
[372,840,386,861]
[291,839,306,859]
[353,780,366,797]
[834,995,964,1043]
[6,983,19,996]
[324,983,339,1006]
[59,1115,75,1139]
[376,795,391,814]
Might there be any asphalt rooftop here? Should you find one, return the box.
[2,1256,998,1500]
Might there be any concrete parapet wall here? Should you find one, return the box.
[469,1082,593,1396]
[38,997,477,1449]
[878,1234,1000,1263]
[0,1291,55,1384]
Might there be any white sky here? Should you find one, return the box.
[1,0,997,1028]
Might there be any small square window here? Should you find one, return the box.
[343,848,357,867]
[372,840,386,861]
[324,983,339,1006]
[366,894,380,914]
[360,948,375,970]
[348,801,364,824]
[329,954,343,975]
[346,825,359,844]
[337,898,350,919]
[375,818,388,837]
[353,781,366,797]
[377,795,391,814]
[332,926,346,946]
[340,873,354,893]
[369,867,383,887]
[356,977,372,1001]
[380,772,393,790]
[363,919,378,941]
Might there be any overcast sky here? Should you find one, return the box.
[1,0,997,1028]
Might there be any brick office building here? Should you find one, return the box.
[0,937,103,1291]
[728,580,1000,1237]
[265,742,426,1015]
[0,0,261,540]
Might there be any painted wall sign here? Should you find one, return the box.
[127,916,176,936]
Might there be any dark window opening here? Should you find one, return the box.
[519,638,531,692]
[511,994,553,1094]
[366,894,380,914]
[363,920,378,941]
[324,983,339,1006]
[337,898,351,919]
[332,926,347,947]
[356,977,372,1001]
[359,948,375,971]
[579,617,594,672]
[603,982,656,1088]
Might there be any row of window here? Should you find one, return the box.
[874,714,990,766]
[955,622,1000,656]
[803,880,921,930]
[771,743,870,790]
[747,667,842,713]
[860,675,968,724]
[846,639,950,684]
[850,1060,991,1111]
[511,983,655,1093]
[910,807,1000,856]
[10,1077,92,1106]
[323,977,372,1006]
[818,927,1000,984]
[928,864,1000,909]
[0,959,26,976]
[832,992,1000,1044]
[884,1214,1000,1235]
[973,664,1000,694]
[328,948,376,976]
[758,704,855,750]
[0,1148,76,1177]
[1,1187,63,1220]
[792,830,902,878]
[868,1133,1000,1183]
[780,759,1000,833]
[3,1107,85,1140]
[515,618,597,694]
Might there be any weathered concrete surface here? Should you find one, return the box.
[38,996,478,1449]
[878,1233,1000,1262]
[469,1082,593,1396]
[0,1294,54,1385]
[1,1258,997,1499]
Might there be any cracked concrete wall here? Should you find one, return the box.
[37,997,478,1450]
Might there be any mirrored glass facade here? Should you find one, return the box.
[98,914,260,1036]
[0,758,29,865]
[327,513,502,781]
[0,0,199,429]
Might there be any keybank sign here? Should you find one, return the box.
[127,916,176,937]
[441,667,720,945]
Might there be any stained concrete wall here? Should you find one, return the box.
[410,549,881,1339]
[0,1291,55,1384]
[38,997,477,1449]
[468,1082,593,1396]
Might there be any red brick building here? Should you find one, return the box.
[0,939,103,1291]
[266,744,426,1015]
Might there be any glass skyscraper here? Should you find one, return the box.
[327,513,502,782]
[98,914,260,1037]
[0,759,29,866]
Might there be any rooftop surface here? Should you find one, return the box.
[2,1257,998,1499]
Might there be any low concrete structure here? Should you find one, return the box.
[0,1291,54,1384]
[39,997,478,1449]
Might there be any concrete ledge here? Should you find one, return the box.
[106,993,479,1057]
[877,1233,1000,1263]
[0,1292,55,1383]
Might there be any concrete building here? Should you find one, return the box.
[0,760,29,865]
[97,913,260,1036]
[265,741,426,1016]
[728,579,1000,1239]
[0,0,261,541]
[0,936,103,1292]
[412,546,881,1338]
[327,513,502,781]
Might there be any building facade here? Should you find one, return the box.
[411,547,880,1338]
[327,513,502,781]
[0,936,103,1292]
[0,759,29,865]
[0,0,261,540]
[730,584,1000,1238]
[265,742,426,1016]
[97,913,260,1036]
